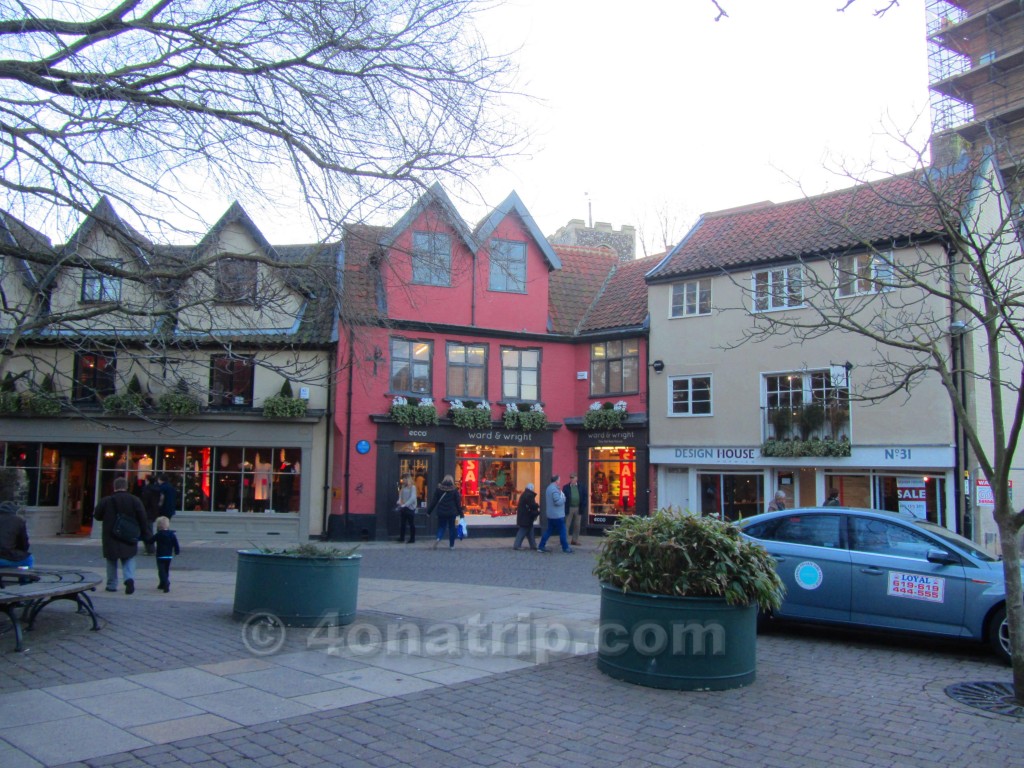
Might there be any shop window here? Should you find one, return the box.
[74,351,116,402]
[590,339,639,396]
[82,263,122,302]
[877,475,943,525]
[699,472,763,522]
[216,257,257,303]
[210,355,255,406]
[501,347,540,402]
[447,342,487,399]
[588,447,637,522]
[456,444,540,522]
[411,231,451,287]
[488,239,526,293]
[390,337,432,395]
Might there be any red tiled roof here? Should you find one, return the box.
[581,254,663,333]
[548,245,618,334]
[649,170,971,280]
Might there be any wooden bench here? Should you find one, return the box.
[0,568,103,651]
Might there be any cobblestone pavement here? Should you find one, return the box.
[0,535,1020,767]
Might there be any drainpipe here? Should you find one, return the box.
[320,339,336,540]
[342,330,355,536]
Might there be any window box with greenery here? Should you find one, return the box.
[583,400,627,430]
[503,402,547,431]
[388,395,439,426]
[761,437,851,458]
[102,374,146,415]
[448,399,492,429]
[594,510,783,691]
[157,379,202,416]
[0,373,21,415]
[25,375,61,416]
[263,380,308,418]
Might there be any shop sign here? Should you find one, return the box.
[461,454,480,497]
[618,449,635,507]
[464,429,538,444]
[976,478,1012,507]
[586,430,637,443]
[660,446,759,465]
[896,477,927,519]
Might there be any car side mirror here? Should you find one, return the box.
[926,548,959,566]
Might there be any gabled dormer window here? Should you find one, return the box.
[836,252,893,297]
[411,231,451,286]
[488,240,526,292]
[216,257,257,303]
[752,266,802,312]
[82,264,122,303]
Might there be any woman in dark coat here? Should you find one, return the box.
[513,483,540,551]
[94,476,152,593]
[429,474,463,549]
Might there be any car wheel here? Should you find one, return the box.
[988,605,1011,665]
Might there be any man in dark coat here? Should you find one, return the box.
[0,500,32,567]
[94,476,151,594]
[513,483,540,551]
[562,473,588,547]
[140,475,162,554]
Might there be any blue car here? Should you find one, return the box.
[738,507,1013,663]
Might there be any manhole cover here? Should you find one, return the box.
[945,681,1024,718]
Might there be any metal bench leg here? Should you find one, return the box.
[75,592,101,632]
[2,604,25,652]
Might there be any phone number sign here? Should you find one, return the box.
[887,572,945,603]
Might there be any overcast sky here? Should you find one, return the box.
[442,0,931,256]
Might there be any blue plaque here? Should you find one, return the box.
[355,440,371,455]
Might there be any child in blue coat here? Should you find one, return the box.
[152,516,181,593]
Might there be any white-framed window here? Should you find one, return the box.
[836,252,893,297]
[411,231,451,287]
[488,240,527,293]
[764,369,850,440]
[752,266,802,312]
[501,347,540,401]
[82,264,122,302]
[669,375,712,416]
[670,278,711,318]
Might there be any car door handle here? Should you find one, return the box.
[859,567,885,575]
[773,556,787,563]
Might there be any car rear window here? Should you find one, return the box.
[754,515,842,548]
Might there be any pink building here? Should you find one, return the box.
[330,185,656,540]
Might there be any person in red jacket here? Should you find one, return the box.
[94,476,152,594]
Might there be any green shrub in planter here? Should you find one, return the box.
[26,392,61,416]
[158,391,202,416]
[503,402,547,431]
[0,391,20,415]
[594,511,784,691]
[263,394,308,418]
[388,396,438,425]
[102,392,145,414]
[583,400,627,430]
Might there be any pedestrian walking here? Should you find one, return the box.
[823,488,840,506]
[152,516,181,593]
[767,489,788,512]
[538,475,572,553]
[513,483,540,550]
[140,475,162,554]
[94,476,152,594]
[397,473,418,543]
[562,472,586,546]
[157,475,178,519]
[429,474,463,549]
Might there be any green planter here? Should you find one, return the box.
[597,584,758,691]
[233,550,361,627]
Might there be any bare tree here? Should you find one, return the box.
[721,148,1024,699]
[0,0,522,406]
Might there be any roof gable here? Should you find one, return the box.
[379,183,477,255]
[195,201,281,262]
[475,191,560,270]
[63,196,152,268]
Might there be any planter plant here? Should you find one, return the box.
[263,379,308,418]
[25,375,61,416]
[158,378,202,416]
[799,402,825,440]
[448,399,492,428]
[234,543,362,627]
[584,400,627,430]
[594,510,783,691]
[503,401,547,431]
[388,395,439,426]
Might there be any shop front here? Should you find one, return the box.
[371,420,555,539]
[569,422,650,531]
[0,415,326,540]
[651,444,957,529]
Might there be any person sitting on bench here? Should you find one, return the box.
[0,501,33,568]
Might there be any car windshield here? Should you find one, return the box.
[913,520,998,562]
